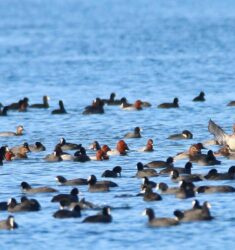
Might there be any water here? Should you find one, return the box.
[0,0,235,249]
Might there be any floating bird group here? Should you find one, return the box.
[0,92,235,230]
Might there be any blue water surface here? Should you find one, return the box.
[0,0,235,249]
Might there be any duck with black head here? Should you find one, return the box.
[51,100,67,114]
[158,97,179,108]
[30,95,49,108]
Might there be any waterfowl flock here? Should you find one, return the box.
[0,92,235,233]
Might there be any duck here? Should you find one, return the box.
[58,138,81,151]
[89,141,101,151]
[143,208,179,227]
[0,216,18,230]
[107,140,129,156]
[120,100,143,111]
[145,156,174,169]
[167,130,193,140]
[175,180,196,199]
[74,147,91,162]
[51,188,79,204]
[227,100,235,106]
[214,145,235,159]
[44,149,63,162]
[20,196,41,211]
[29,142,46,152]
[82,98,105,114]
[53,201,81,219]
[192,91,205,102]
[0,125,24,137]
[87,175,110,192]
[208,119,235,151]
[138,139,154,152]
[6,97,29,110]
[171,169,203,183]
[101,166,122,178]
[124,127,142,138]
[55,175,88,186]
[4,147,14,161]
[142,186,162,201]
[196,184,235,194]
[174,201,213,222]
[7,197,40,212]
[11,144,30,160]
[0,106,8,116]
[174,143,206,161]
[141,177,157,189]
[196,150,221,166]
[82,206,112,223]
[92,145,111,161]
[10,142,30,156]
[156,182,179,195]
[30,95,50,108]
[204,167,235,180]
[51,100,67,114]
[53,144,74,161]
[135,162,158,178]
[160,161,193,175]
[102,93,127,106]
[21,181,58,193]
[157,97,179,108]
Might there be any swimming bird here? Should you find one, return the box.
[208,119,235,151]
[174,201,213,222]
[102,93,127,106]
[124,127,142,138]
[51,188,79,204]
[30,95,49,108]
[196,185,235,194]
[53,201,81,219]
[7,197,40,212]
[204,167,235,180]
[135,162,158,178]
[107,140,129,156]
[28,142,46,152]
[82,206,112,223]
[175,180,196,199]
[227,100,235,106]
[0,216,18,230]
[21,181,58,193]
[142,186,162,201]
[192,91,205,102]
[82,98,105,114]
[51,100,67,114]
[120,100,143,110]
[58,138,81,151]
[143,208,179,227]
[55,175,88,185]
[145,156,174,169]
[87,175,110,192]
[44,149,63,162]
[74,147,91,162]
[196,150,221,166]
[170,169,203,183]
[167,130,193,140]
[141,177,157,189]
[0,125,24,137]
[101,166,122,178]
[138,139,154,152]
[158,97,179,108]
[156,182,179,195]
[160,161,193,175]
